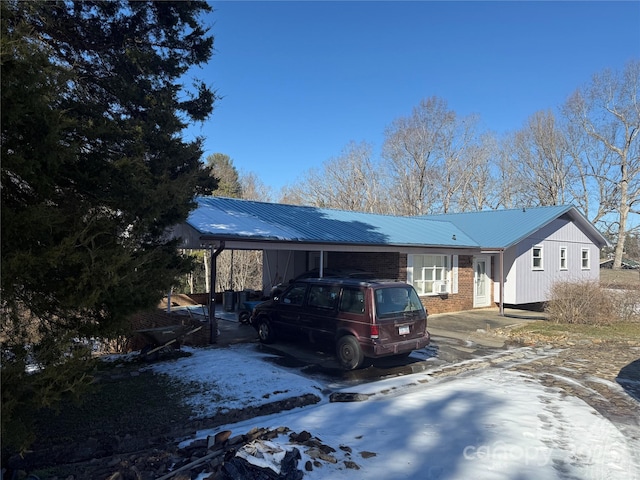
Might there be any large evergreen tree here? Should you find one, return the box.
[207,152,243,198]
[1,0,217,451]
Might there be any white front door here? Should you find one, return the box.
[473,256,491,307]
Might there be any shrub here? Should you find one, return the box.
[545,280,616,325]
[606,284,640,323]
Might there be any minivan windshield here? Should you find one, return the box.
[375,286,424,317]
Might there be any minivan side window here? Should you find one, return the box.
[375,287,423,316]
[308,285,340,309]
[339,287,365,314]
[281,283,307,306]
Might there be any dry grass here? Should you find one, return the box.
[600,267,640,288]
[508,320,640,343]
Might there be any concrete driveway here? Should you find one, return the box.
[213,306,545,382]
[215,306,542,348]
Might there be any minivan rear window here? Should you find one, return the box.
[375,286,423,317]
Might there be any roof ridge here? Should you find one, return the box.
[199,195,440,219]
[421,204,575,217]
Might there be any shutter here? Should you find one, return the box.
[451,255,458,294]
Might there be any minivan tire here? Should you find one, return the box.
[256,317,275,344]
[336,335,364,370]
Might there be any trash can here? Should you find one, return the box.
[236,290,249,310]
[223,290,235,312]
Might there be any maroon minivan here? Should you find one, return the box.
[250,278,430,370]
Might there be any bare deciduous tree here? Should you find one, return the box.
[437,113,489,213]
[504,110,573,206]
[563,59,640,269]
[240,171,273,202]
[494,137,523,210]
[280,141,387,212]
[458,132,500,211]
[215,249,263,293]
[382,97,450,215]
[381,97,488,215]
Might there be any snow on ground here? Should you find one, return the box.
[146,345,325,417]
[146,345,639,480]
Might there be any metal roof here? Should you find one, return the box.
[181,197,607,250]
[420,205,608,249]
[187,196,479,248]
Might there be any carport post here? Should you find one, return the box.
[499,249,504,316]
[208,241,225,344]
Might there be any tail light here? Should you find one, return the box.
[370,324,379,339]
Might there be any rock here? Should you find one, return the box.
[344,460,360,469]
[329,392,371,402]
[289,431,311,443]
[212,430,232,446]
[305,447,337,464]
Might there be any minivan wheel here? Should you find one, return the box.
[256,318,275,344]
[336,335,364,370]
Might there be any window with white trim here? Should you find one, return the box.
[581,248,590,269]
[532,245,543,270]
[409,254,450,295]
[559,247,567,270]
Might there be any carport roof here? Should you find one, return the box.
[183,196,479,249]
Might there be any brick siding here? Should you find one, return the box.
[329,252,405,281]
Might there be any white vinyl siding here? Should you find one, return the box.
[510,219,600,305]
[408,254,450,295]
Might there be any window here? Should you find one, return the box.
[339,288,365,314]
[281,284,307,306]
[375,286,424,316]
[409,254,449,295]
[532,245,543,270]
[559,247,568,270]
[581,248,590,270]
[308,284,340,309]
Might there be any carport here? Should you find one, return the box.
[169,196,481,344]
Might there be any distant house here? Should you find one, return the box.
[171,197,608,315]
[600,258,640,269]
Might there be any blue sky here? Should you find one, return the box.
[185,1,640,194]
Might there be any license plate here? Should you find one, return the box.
[398,325,410,335]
